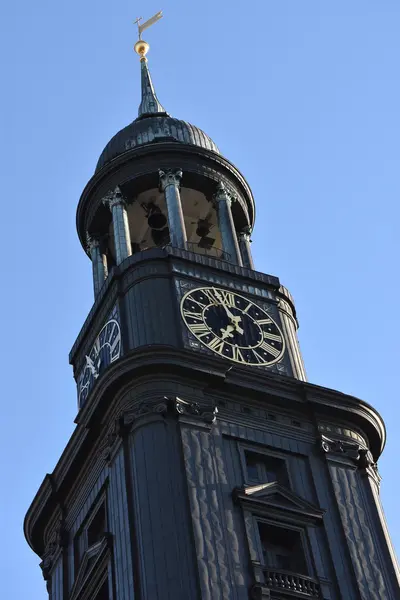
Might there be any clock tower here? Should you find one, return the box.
[24,21,400,600]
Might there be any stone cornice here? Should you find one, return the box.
[24,345,386,558]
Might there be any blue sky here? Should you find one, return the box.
[1,1,399,597]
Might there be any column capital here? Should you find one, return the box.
[86,232,100,254]
[102,186,127,210]
[213,181,236,206]
[239,226,253,242]
[159,168,182,192]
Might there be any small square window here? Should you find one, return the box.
[258,522,307,575]
[244,451,288,486]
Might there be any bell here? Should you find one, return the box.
[151,227,170,247]
[148,210,167,230]
[196,218,211,238]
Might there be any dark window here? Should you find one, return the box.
[74,500,107,571]
[245,451,288,486]
[258,522,307,574]
[88,503,106,547]
[93,578,109,600]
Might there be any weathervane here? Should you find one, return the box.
[134,10,163,61]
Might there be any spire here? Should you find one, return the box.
[133,12,169,119]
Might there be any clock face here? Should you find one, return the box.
[78,319,121,407]
[181,286,285,366]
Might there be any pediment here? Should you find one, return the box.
[233,482,324,522]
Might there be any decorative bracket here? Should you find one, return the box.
[213,181,236,207]
[40,519,68,587]
[102,186,127,210]
[100,397,218,444]
[172,396,218,425]
[319,435,381,486]
[239,225,253,242]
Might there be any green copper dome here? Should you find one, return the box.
[95,54,219,173]
[95,115,220,173]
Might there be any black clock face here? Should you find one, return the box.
[78,319,121,407]
[181,287,285,366]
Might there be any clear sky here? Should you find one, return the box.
[1,1,399,597]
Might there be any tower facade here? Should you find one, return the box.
[25,28,400,600]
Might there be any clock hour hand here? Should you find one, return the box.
[214,290,244,334]
[220,324,235,339]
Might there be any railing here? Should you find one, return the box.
[183,242,231,261]
[263,569,321,597]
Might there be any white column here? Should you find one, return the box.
[238,226,255,269]
[103,186,132,265]
[159,169,187,249]
[86,234,108,297]
[213,182,242,265]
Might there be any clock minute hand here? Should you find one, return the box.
[85,354,99,379]
[214,290,244,335]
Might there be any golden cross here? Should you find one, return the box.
[133,16,143,39]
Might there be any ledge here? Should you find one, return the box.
[25,345,386,557]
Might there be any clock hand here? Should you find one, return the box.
[220,324,235,339]
[85,354,99,379]
[214,290,244,334]
[229,316,244,335]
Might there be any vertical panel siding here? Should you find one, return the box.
[279,309,307,381]
[68,468,108,591]
[109,447,135,600]
[129,416,199,600]
[51,555,63,600]
[309,455,358,600]
[287,454,317,503]
[361,474,400,589]
[180,423,243,600]
[329,463,398,599]
[220,435,256,599]
[71,469,108,537]
[124,278,179,350]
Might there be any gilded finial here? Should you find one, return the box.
[134,10,168,118]
[134,11,163,62]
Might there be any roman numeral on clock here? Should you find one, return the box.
[190,323,210,338]
[183,309,203,321]
[256,317,273,326]
[218,290,235,307]
[232,345,246,363]
[200,289,220,305]
[208,337,225,353]
[263,331,282,342]
[259,341,281,358]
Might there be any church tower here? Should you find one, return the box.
[24,16,400,600]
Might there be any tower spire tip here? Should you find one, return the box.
[133,11,168,118]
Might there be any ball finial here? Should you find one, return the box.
[134,40,150,61]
